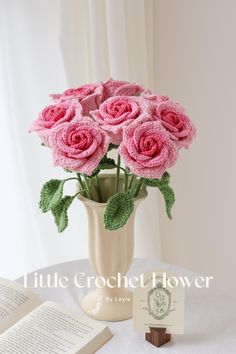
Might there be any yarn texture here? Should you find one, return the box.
[119,117,178,178]
[49,117,110,176]
[30,78,196,232]
[91,96,150,144]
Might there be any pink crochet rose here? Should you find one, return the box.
[102,77,144,100]
[152,101,196,148]
[29,102,79,146]
[119,117,178,178]
[49,118,110,175]
[50,82,104,116]
[90,96,150,144]
[143,90,170,104]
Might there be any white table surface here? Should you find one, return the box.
[18,259,236,354]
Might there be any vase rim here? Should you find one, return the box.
[77,173,148,207]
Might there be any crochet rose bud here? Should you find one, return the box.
[152,100,196,149]
[90,96,151,145]
[102,77,144,100]
[119,117,178,179]
[29,102,80,146]
[49,118,110,175]
[50,82,104,116]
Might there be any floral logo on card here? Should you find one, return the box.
[143,281,172,320]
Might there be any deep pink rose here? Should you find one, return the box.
[50,82,104,116]
[152,101,196,148]
[119,116,178,178]
[29,102,79,146]
[90,96,151,144]
[102,77,144,100]
[49,118,110,175]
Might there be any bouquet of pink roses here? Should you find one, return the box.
[30,78,195,232]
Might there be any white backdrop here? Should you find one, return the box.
[154,0,236,292]
[0,0,161,279]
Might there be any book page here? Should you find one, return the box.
[0,278,42,334]
[0,301,112,354]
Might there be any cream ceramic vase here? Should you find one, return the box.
[78,174,147,322]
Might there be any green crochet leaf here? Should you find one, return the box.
[99,157,116,170]
[64,168,72,173]
[39,179,65,213]
[143,172,170,187]
[143,172,175,219]
[158,184,175,219]
[108,143,118,151]
[104,192,134,230]
[51,196,74,233]
[89,157,116,177]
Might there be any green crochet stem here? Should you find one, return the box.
[95,175,102,202]
[115,154,121,194]
[39,165,175,233]
[128,175,135,189]
[124,171,129,191]
[134,179,144,197]
[77,174,87,197]
[83,174,92,200]
[129,175,137,196]
[73,189,88,199]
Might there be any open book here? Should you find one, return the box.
[0,278,112,354]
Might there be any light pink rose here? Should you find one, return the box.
[102,77,144,100]
[50,82,104,116]
[119,116,178,178]
[143,89,170,104]
[49,118,110,175]
[90,96,151,144]
[29,102,79,146]
[152,101,196,148]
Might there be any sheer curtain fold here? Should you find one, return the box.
[0,0,161,279]
[87,0,109,81]
[59,0,162,260]
[105,0,129,79]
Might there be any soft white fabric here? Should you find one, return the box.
[18,259,236,354]
[0,0,161,279]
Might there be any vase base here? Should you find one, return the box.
[81,288,133,322]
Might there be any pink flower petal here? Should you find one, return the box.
[49,117,110,175]
[119,117,178,178]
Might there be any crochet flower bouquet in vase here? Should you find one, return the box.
[30,78,195,321]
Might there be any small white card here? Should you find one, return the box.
[133,270,185,334]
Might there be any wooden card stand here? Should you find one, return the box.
[145,327,171,348]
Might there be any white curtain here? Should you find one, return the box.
[0,0,161,279]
